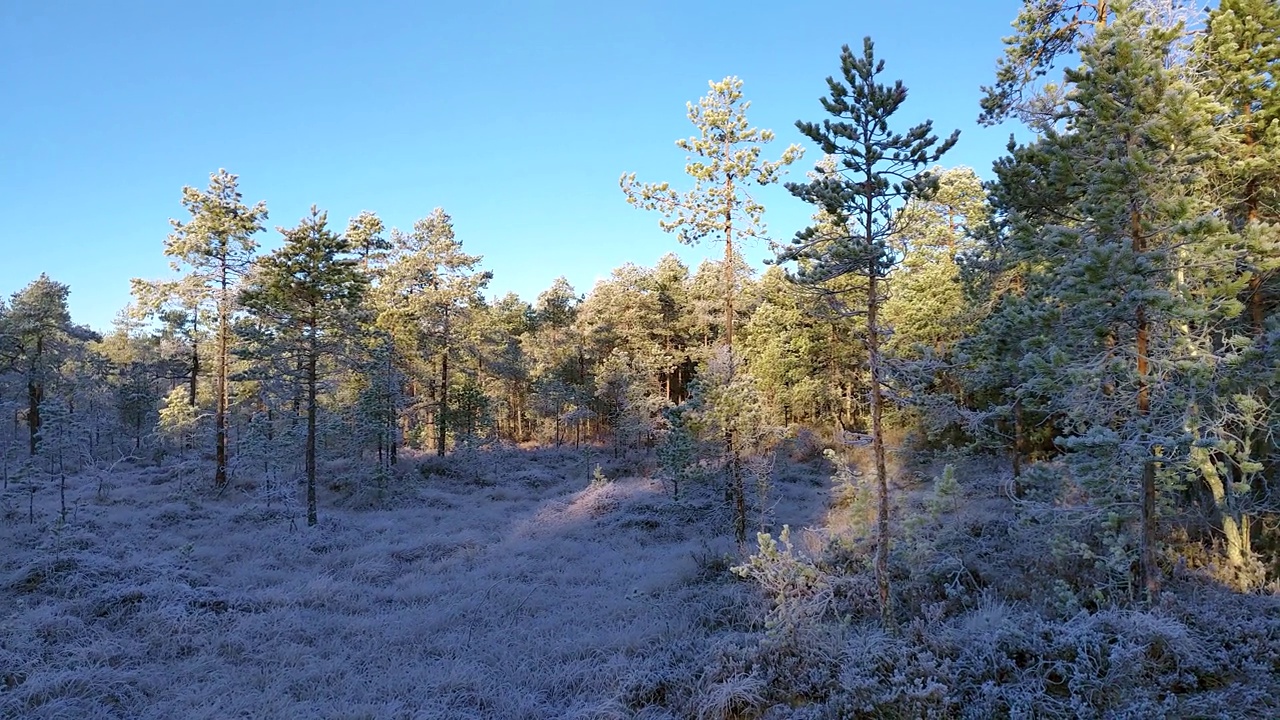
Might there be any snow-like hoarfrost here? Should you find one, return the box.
[0,448,827,719]
[7,448,1277,717]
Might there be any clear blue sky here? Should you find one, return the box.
[0,0,1027,331]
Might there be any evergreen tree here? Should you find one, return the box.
[780,38,958,627]
[240,206,367,527]
[741,266,854,428]
[1189,0,1280,582]
[981,3,1232,599]
[478,291,534,442]
[0,276,90,457]
[1196,0,1280,334]
[979,0,1112,127]
[621,76,801,349]
[379,209,491,456]
[343,210,401,469]
[525,278,590,445]
[883,167,990,443]
[160,169,267,488]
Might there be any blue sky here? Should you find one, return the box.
[0,1,1027,331]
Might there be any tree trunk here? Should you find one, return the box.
[215,269,230,489]
[436,349,448,457]
[306,328,318,527]
[867,269,893,629]
[1193,442,1251,585]
[189,339,199,407]
[1132,205,1160,603]
[27,334,44,457]
[387,342,397,466]
[723,174,736,348]
[27,382,42,458]
[1013,397,1025,497]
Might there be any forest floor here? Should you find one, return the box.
[0,446,831,719]
[4,443,1280,719]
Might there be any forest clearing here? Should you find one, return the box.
[3,0,1280,717]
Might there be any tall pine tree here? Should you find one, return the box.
[780,38,958,627]
[240,207,366,526]
[162,169,267,488]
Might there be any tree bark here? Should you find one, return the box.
[868,268,893,629]
[436,349,448,457]
[1013,397,1025,497]
[1132,205,1160,603]
[189,337,198,407]
[306,325,318,527]
[215,265,230,488]
[27,335,43,457]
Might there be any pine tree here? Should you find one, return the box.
[342,210,401,469]
[621,76,801,349]
[883,168,990,444]
[240,206,367,526]
[981,3,1232,600]
[780,38,958,627]
[522,279,588,444]
[0,276,84,457]
[741,266,853,428]
[378,209,491,456]
[1189,0,1280,582]
[1196,0,1280,336]
[480,292,534,442]
[161,169,267,488]
[979,0,1113,127]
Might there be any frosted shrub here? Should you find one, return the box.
[926,463,960,515]
[591,463,611,488]
[743,450,776,535]
[732,526,831,637]
[822,449,859,511]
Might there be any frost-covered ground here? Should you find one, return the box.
[7,447,1280,719]
[0,448,828,719]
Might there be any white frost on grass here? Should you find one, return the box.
[0,448,828,719]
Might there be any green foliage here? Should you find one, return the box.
[978,0,1111,128]
[620,76,802,249]
[780,38,959,287]
[377,208,492,456]
[156,386,200,453]
[240,205,367,525]
[782,36,958,628]
[448,376,493,447]
[732,526,831,637]
[160,169,268,487]
[622,76,801,348]
[927,463,961,516]
[657,405,699,499]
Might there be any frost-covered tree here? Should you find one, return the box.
[0,276,92,457]
[240,206,366,526]
[685,346,768,543]
[979,0,1113,128]
[158,169,267,487]
[1196,0,1280,334]
[883,167,990,443]
[595,349,657,456]
[978,3,1235,599]
[780,38,958,626]
[621,76,801,349]
[741,266,859,429]
[379,209,491,456]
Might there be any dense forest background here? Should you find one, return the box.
[3,0,1279,717]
